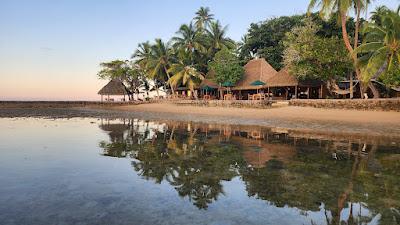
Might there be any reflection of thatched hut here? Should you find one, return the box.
[267,67,324,99]
[99,122,130,142]
[233,58,277,91]
[98,79,131,102]
[228,135,296,168]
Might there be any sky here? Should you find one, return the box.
[1,0,399,101]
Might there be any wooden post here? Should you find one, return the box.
[307,87,310,99]
[319,84,323,99]
[350,73,354,99]
[295,86,298,99]
[285,87,288,100]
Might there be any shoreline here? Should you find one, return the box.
[1,102,400,141]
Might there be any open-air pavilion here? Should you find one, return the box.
[98,79,132,102]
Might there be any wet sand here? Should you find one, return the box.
[106,103,400,138]
[1,102,400,139]
[116,103,400,125]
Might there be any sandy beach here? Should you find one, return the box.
[1,102,400,139]
[115,103,400,124]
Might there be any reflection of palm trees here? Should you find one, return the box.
[98,119,400,221]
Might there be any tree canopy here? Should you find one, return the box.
[208,48,244,85]
[239,13,357,70]
[355,7,400,87]
[283,19,353,82]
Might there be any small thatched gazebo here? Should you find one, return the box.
[98,79,131,102]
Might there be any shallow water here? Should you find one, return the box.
[0,117,399,225]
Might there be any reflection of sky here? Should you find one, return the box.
[0,118,387,225]
[0,0,398,100]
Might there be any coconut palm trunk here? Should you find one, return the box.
[154,81,160,98]
[164,65,176,97]
[340,13,363,98]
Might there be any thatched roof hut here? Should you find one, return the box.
[267,67,323,88]
[233,58,277,90]
[98,79,131,96]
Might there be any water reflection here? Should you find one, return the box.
[98,118,400,224]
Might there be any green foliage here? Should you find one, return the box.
[355,8,400,86]
[127,7,235,91]
[380,67,400,87]
[307,0,369,21]
[208,48,244,85]
[283,19,352,81]
[194,7,214,31]
[97,60,128,80]
[97,60,144,95]
[239,15,304,70]
[168,50,205,91]
[239,13,357,70]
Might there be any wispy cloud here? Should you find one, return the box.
[40,47,54,51]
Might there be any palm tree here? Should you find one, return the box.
[171,23,206,60]
[308,0,368,52]
[206,21,236,56]
[194,7,214,31]
[133,42,165,98]
[146,39,177,96]
[370,6,390,26]
[168,51,204,99]
[308,0,374,97]
[133,41,152,69]
[355,9,400,83]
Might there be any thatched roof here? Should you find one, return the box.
[267,67,323,87]
[199,79,219,89]
[233,58,277,90]
[98,79,131,95]
[267,67,299,87]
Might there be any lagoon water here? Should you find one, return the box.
[0,117,399,225]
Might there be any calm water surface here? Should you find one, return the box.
[0,117,399,225]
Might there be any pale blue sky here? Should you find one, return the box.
[0,0,398,100]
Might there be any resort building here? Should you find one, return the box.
[230,58,324,100]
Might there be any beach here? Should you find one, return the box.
[1,101,400,139]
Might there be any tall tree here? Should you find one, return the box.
[370,6,391,26]
[133,41,167,98]
[355,8,400,87]
[146,39,177,96]
[208,48,244,85]
[205,21,236,56]
[307,0,377,98]
[194,7,214,31]
[171,22,206,64]
[283,19,353,90]
[168,50,204,99]
[133,41,152,69]
[238,13,353,70]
